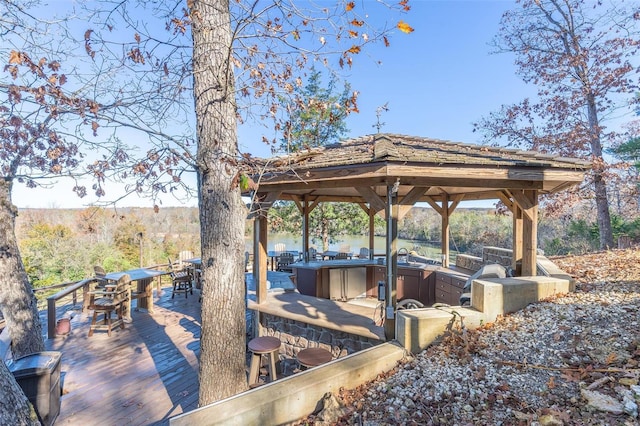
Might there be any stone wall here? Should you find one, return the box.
[455,247,513,271]
[455,253,483,271]
[257,313,383,376]
[482,246,513,268]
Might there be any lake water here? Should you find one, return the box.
[245,233,445,258]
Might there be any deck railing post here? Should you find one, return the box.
[47,297,57,339]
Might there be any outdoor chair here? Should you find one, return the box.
[168,258,193,299]
[276,252,295,272]
[178,250,194,269]
[358,247,370,259]
[338,244,351,254]
[335,252,349,260]
[274,243,286,253]
[93,265,110,287]
[87,274,130,337]
[307,247,319,261]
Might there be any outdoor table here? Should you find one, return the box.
[267,251,300,270]
[184,257,201,264]
[183,258,202,289]
[105,268,169,319]
[320,251,353,260]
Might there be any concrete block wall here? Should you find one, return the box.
[482,246,513,268]
[455,253,483,271]
[258,313,383,376]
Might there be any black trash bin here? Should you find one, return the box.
[9,351,62,426]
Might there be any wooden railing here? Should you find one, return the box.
[45,278,99,339]
[39,262,171,340]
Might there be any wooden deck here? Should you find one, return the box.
[41,274,381,426]
[45,286,203,426]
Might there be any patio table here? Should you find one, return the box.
[267,251,301,270]
[105,268,169,319]
[320,251,353,260]
[183,258,202,289]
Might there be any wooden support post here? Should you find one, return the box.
[512,204,523,275]
[302,195,309,261]
[441,194,450,268]
[254,215,268,304]
[521,190,538,276]
[368,209,375,259]
[384,184,397,340]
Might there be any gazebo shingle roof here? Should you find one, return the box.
[256,134,591,171]
[249,133,590,203]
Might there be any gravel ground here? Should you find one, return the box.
[303,249,640,426]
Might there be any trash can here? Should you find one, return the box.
[9,351,62,426]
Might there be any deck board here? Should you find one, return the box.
[45,287,202,426]
[41,274,382,425]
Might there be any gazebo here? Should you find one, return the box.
[247,133,590,335]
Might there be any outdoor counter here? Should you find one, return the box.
[290,259,466,305]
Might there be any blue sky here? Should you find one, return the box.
[238,0,530,158]
[13,1,531,209]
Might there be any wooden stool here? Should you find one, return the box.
[248,336,281,386]
[297,347,332,369]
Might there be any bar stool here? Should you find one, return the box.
[248,336,281,386]
[296,347,333,370]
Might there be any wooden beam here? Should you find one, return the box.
[254,215,268,304]
[441,193,450,268]
[423,196,443,215]
[510,189,535,221]
[302,196,310,261]
[400,186,429,206]
[259,176,546,193]
[496,190,514,212]
[292,198,303,213]
[369,209,375,259]
[308,199,320,213]
[398,186,429,220]
[357,202,370,215]
[356,186,387,214]
[512,204,523,275]
[252,163,585,190]
[448,194,465,215]
[510,189,535,210]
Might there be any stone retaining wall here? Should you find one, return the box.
[455,253,483,271]
[258,313,383,376]
[482,246,513,268]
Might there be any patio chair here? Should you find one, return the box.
[276,252,295,272]
[358,247,369,259]
[178,250,194,269]
[87,274,130,337]
[274,243,286,253]
[335,252,349,260]
[308,247,319,261]
[93,265,110,287]
[338,244,351,254]
[168,258,193,299]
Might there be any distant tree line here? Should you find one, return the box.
[267,202,640,257]
[15,203,640,290]
[16,207,201,289]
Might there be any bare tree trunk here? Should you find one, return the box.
[586,95,614,249]
[0,362,40,425]
[191,1,248,405]
[322,220,329,251]
[0,179,45,357]
[0,179,44,424]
